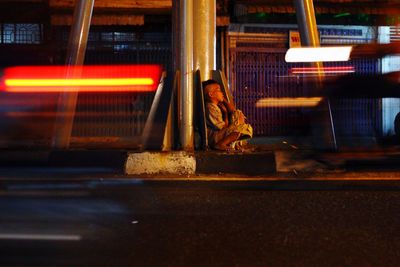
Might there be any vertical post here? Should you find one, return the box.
[172,0,181,75]
[180,0,194,151]
[220,28,225,77]
[172,0,181,150]
[294,0,337,150]
[193,0,216,81]
[294,0,324,84]
[52,0,94,149]
[293,0,320,47]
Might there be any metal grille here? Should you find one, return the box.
[52,27,171,144]
[76,44,169,139]
[231,49,381,137]
[71,93,154,138]
[231,49,311,136]
[3,24,15,44]
[330,58,382,138]
[390,26,400,43]
[229,25,381,139]
[2,23,41,44]
[84,43,171,65]
[69,45,169,139]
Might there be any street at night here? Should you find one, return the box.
[1,0,400,266]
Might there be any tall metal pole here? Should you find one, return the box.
[193,0,216,81]
[294,0,320,47]
[52,0,94,149]
[294,0,337,150]
[180,0,194,150]
[172,0,181,74]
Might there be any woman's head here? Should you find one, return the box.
[203,80,224,103]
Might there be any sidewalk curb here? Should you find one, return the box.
[125,151,196,175]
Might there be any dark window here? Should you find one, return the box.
[1,23,41,44]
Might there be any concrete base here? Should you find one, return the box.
[125,151,196,175]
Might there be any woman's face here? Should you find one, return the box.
[209,84,224,102]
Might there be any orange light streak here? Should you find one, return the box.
[256,97,323,107]
[290,66,355,74]
[5,78,153,87]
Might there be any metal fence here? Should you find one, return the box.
[53,28,171,146]
[71,92,154,139]
[231,49,312,136]
[231,48,381,137]
[328,59,381,139]
[229,25,382,139]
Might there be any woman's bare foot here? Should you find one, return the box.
[214,144,240,153]
[214,144,228,151]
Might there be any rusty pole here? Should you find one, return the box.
[294,0,337,150]
[193,0,216,81]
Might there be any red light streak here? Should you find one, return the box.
[1,65,162,93]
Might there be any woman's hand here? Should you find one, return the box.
[237,112,245,124]
[222,99,236,113]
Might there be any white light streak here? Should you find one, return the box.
[285,46,353,62]
[0,233,81,241]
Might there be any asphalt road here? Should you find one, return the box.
[0,176,399,267]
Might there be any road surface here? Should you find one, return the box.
[0,170,399,266]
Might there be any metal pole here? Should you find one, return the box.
[172,0,181,75]
[294,0,337,150]
[180,0,194,150]
[52,0,94,149]
[293,0,319,47]
[193,0,216,81]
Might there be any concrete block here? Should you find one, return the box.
[125,151,196,175]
